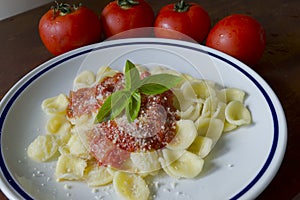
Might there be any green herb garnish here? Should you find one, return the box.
[94,60,183,123]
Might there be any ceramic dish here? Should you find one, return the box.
[0,38,287,200]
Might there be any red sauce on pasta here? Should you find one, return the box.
[102,90,178,152]
[67,72,179,168]
[66,73,124,118]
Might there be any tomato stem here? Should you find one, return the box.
[51,1,82,17]
[174,0,190,12]
[117,0,139,9]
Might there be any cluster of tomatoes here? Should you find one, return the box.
[39,0,266,66]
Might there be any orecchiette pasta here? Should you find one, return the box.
[113,171,150,200]
[172,87,193,111]
[96,66,117,82]
[55,154,87,181]
[212,102,226,121]
[160,148,185,168]
[41,93,69,115]
[27,135,59,162]
[223,121,238,133]
[188,136,213,158]
[195,118,224,147]
[150,65,181,77]
[46,114,71,135]
[85,161,114,187]
[201,96,219,118]
[162,150,204,179]
[179,102,202,121]
[222,88,246,103]
[225,100,252,125]
[130,150,161,173]
[167,120,197,150]
[27,63,252,200]
[73,70,96,90]
[65,134,90,159]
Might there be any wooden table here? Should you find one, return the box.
[0,0,299,199]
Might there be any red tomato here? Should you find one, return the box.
[101,0,155,38]
[39,3,101,56]
[206,14,266,66]
[154,0,211,43]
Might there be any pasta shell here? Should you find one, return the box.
[96,66,117,82]
[73,70,96,90]
[225,101,252,125]
[149,66,181,77]
[55,154,87,181]
[181,80,216,101]
[136,64,147,72]
[167,120,197,151]
[211,102,226,121]
[27,135,59,162]
[195,118,224,147]
[172,87,194,111]
[201,96,219,118]
[85,162,113,187]
[162,150,204,179]
[130,150,161,173]
[46,114,71,135]
[223,120,238,133]
[66,134,90,159]
[179,102,202,121]
[221,88,246,103]
[41,94,69,115]
[188,136,213,158]
[160,149,184,168]
[113,171,150,200]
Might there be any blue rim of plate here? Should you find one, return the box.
[0,40,282,200]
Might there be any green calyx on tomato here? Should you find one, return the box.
[51,1,82,17]
[174,0,190,12]
[117,0,139,9]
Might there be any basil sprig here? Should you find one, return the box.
[94,60,183,123]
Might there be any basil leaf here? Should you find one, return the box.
[139,74,182,95]
[94,90,130,123]
[125,60,141,91]
[126,92,141,123]
[138,83,169,95]
[94,94,112,123]
[110,90,131,119]
[141,74,182,88]
[95,60,183,123]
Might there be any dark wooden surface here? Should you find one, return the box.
[0,0,299,199]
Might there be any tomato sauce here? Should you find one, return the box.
[66,86,100,119]
[95,72,124,100]
[89,126,130,168]
[66,73,124,118]
[96,90,178,152]
[67,72,179,168]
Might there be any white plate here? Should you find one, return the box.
[0,38,287,200]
